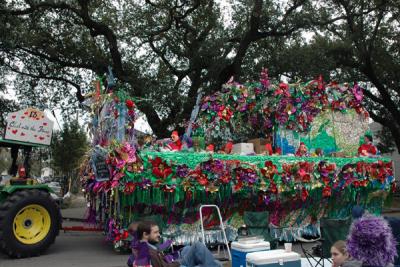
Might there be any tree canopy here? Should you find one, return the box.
[51,120,88,175]
[1,0,399,151]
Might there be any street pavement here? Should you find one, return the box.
[0,231,129,267]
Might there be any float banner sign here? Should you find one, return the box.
[5,108,54,145]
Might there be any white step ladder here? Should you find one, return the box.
[199,204,231,261]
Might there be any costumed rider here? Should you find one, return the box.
[295,142,309,157]
[357,134,378,157]
[264,134,273,155]
[166,131,182,151]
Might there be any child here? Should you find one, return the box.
[331,240,349,267]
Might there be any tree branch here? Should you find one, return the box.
[148,37,188,77]
[0,1,79,16]
[369,110,400,153]
[4,62,85,102]
[16,46,98,71]
[363,88,385,107]
[76,0,125,79]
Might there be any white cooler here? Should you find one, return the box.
[232,240,270,267]
[246,249,301,267]
[232,143,255,155]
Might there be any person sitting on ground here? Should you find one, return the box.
[134,220,221,267]
[344,214,397,267]
[331,240,351,267]
[127,221,177,267]
[357,134,377,157]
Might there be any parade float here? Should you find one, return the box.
[80,68,395,250]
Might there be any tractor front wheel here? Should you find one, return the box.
[0,189,61,258]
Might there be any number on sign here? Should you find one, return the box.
[29,111,38,118]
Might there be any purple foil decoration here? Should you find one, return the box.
[212,160,224,174]
[260,68,270,89]
[176,164,189,177]
[85,207,97,225]
[237,168,258,184]
[201,160,214,172]
[347,215,398,266]
[201,102,209,111]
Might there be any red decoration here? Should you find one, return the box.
[125,99,135,109]
[234,181,243,191]
[124,182,136,194]
[270,183,278,194]
[220,173,231,184]
[301,188,309,202]
[206,144,215,152]
[197,174,208,186]
[322,186,332,197]
[150,157,172,179]
[122,230,129,239]
[217,106,233,121]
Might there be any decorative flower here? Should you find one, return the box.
[270,182,278,194]
[220,172,231,184]
[124,182,136,194]
[233,181,243,191]
[352,83,363,102]
[322,186,332,197]
[189,170,208,186]
[261,161,277,179]
[301,187,309,201]
[197,174,208,186]
[176,164,189,178]
[260,68,270,89]
[279,82,289,90]
[217,106,233,121]
[125,99,135,109]
[236,167,258,184]
[150,157,172,179]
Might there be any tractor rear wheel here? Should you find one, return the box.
[0,189,61,258]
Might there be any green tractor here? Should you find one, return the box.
[0,108,61,258]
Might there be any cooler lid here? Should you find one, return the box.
[246,249,300,264]
[231,241,270,250]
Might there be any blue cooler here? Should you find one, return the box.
[246,249,301,267]
[231,240,270,267]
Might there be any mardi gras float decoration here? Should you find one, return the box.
[80,68,395,251]
[195,70,369,156]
